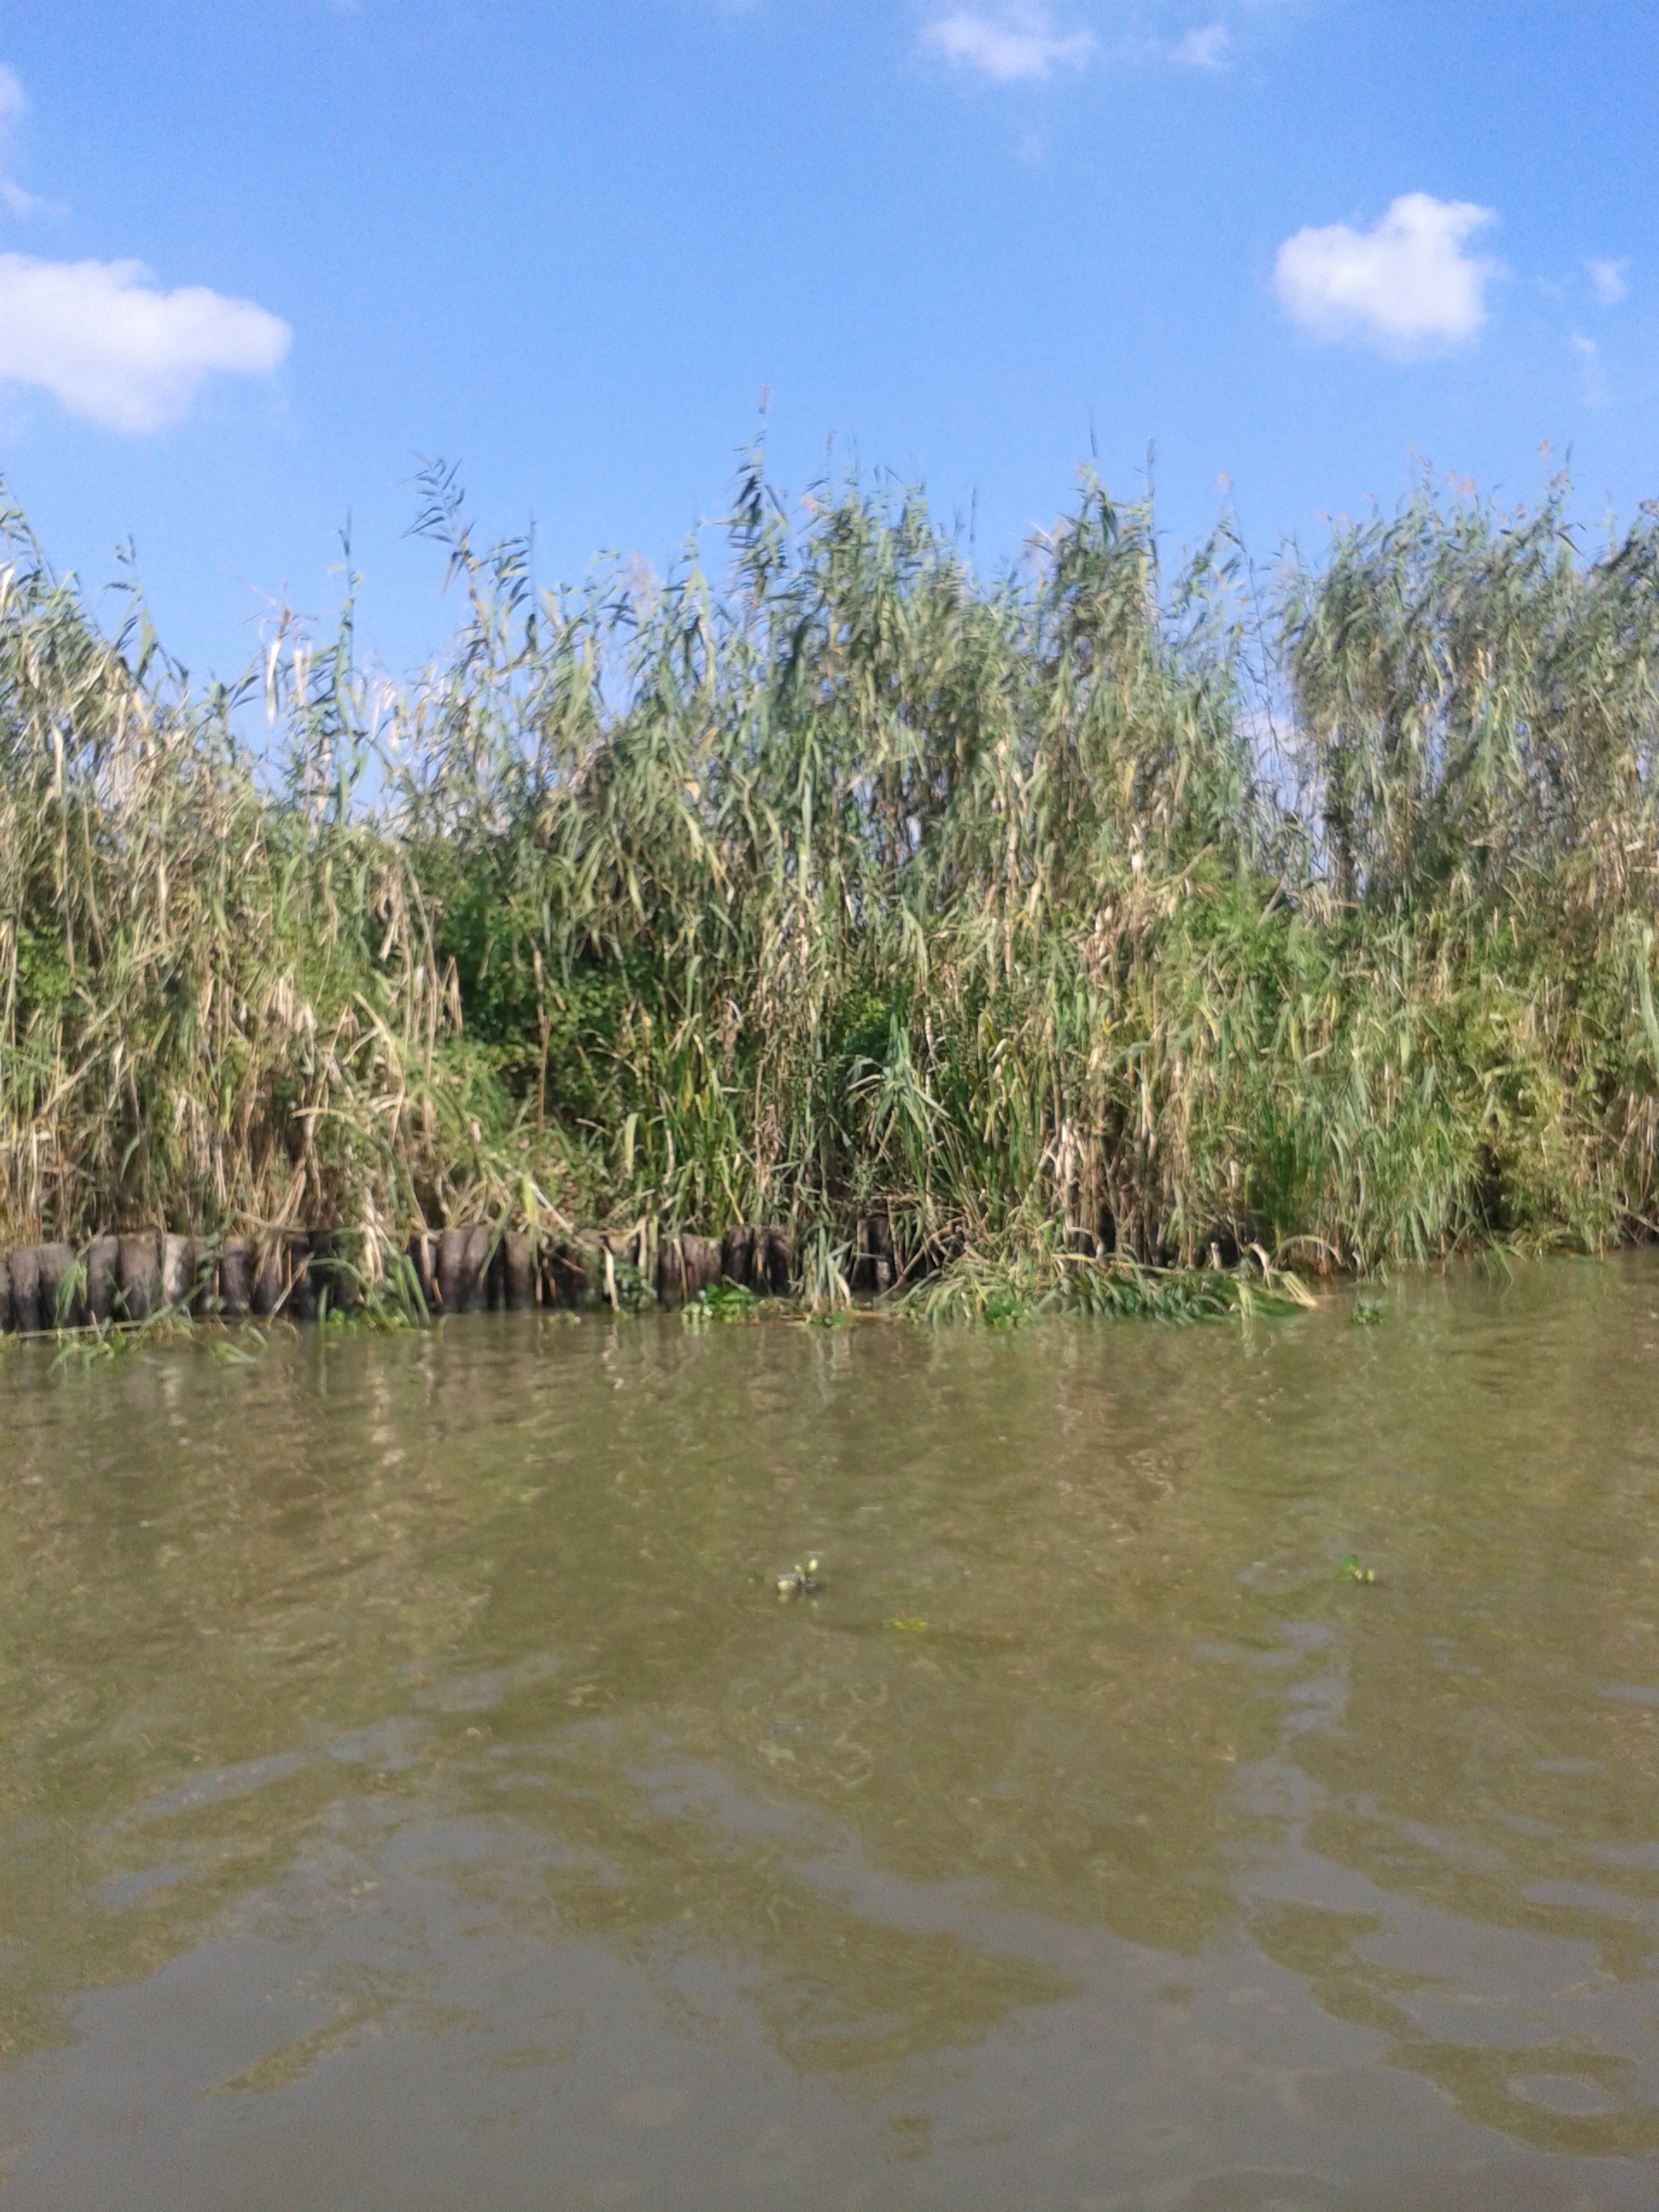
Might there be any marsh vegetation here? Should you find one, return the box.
[3,453,1657,1307]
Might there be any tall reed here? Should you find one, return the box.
[3,457,1656,1278]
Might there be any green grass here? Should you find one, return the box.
[3,454,1658,1297]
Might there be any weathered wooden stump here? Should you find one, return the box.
[435,1226,467,1311]
[283,1234,317,1321]
[36,1243,82,1329]
[762,1228,793,1295]
[9,1247,41,1333]
[501,1230,536,1310]
[653,1236,686,1310]
[466,1224,493,1310]
[542,1241,592,1307]
[721,1225,756,1290]
[405,1230,437,1313]
[181,1240,216,1315]
[654,1233,723,1309]
[83,1236,119,1324]
[853,1215,896,1294]
[251,1240,286,1317]
[308,1230,359,1313]
[217,1239,252,1318]
[117,1234,161,1324]
[684,1235,722,1298]
[160,1235,191,1312]
[435,1224,489,1313]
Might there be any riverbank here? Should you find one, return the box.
[3,460,1658,1277]
[0,1222,745,1332]
[0,1217,1317,1333]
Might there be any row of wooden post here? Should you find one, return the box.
[0,1219,851,1334]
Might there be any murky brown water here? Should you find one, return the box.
[2,1261,1658,2209]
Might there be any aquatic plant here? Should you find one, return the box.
[3,454,1657,1291]
[682,1281,764,1327]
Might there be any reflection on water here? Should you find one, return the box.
[2,1261,1658,2207]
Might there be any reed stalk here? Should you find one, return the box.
[3,458,1656,1282]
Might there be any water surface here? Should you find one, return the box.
[3,1261,1658,2208]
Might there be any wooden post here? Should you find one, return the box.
[283,1233,317,1321]
[435,1224,489,1313]
[435,1227,466,1311]
[654,1236,686,1311]
[251,1240,285,1317]
[9,1248,41,1333]
[502,1230,535,1309]
[308,1230,359,1313]
[160,1235,191,1312]
[683,1235,722,1297]
[463,1224,493,1311]
[184,1240,217,1316]
[37,1243,83,1329]
[721,1225,756,1290]
[761,1228,792,1296]
[117,1235,161,1324]
[407,1230,437,1313]
[542,1242,593,1308]
[218,1240,252,1318]
[85,1236,120,1325]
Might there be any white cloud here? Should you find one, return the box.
[0,254,291,431]
[1172,23,1229,68]
[1273,193,1498,357]
[0,61,44,217]
[919,6,1098,83]
[1585,256,1629,305]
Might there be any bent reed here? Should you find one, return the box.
[3,452,1657,1319]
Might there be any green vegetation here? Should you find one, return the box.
[3,451,1658,1298]
[683,1281,766,1327]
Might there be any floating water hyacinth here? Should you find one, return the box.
[776,1556,824,1598]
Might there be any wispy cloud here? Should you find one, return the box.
[0,255,291,431]
[919,6,1098,84]
[1571,330,1608,405]
[1584,256,1629,305]
[1274,193,1498,358]
[0,62,45,217]
[1172,23,1230,69]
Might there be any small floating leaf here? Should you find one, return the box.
[888,1617,928,1632]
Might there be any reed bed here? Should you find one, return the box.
[3,455,1657,1298]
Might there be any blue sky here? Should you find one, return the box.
[0,1,1653,687]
